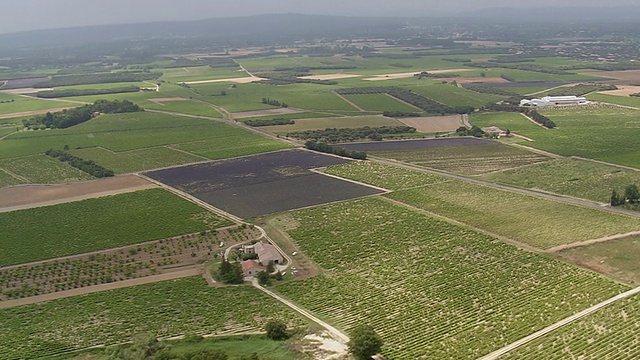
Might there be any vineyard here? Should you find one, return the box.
[0,189,233,266]
[502,294,640,360]
[387,180,640,249]
[273,198,627,359]
[323,161,447,190]
[0,226,258,300]
[0,277,306,359]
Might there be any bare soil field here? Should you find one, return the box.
[232,107,304,119]
[0,174,156,212]
[0,107,75,120]
[298,74,361,81]
[145,149,383,218]
[185,76,265,85]
[397,115,462,132]
[1,77,49,89]
[339,137,491,152]
[582,70,640,82]
[598,85,640,96]
[363,69,472,81]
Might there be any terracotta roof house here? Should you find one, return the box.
[254,242,284,266]
[241,260,266,277]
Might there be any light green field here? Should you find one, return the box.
[263,115,402,133]
[0,188,232,266]
[387,180,640,249]
[324,161,447,190]
[480,158,640,203]
[371,141,550,175]
[0,169,24,187]
[273,198,626,359]
[587,92,640,107]
[343,93,420,112]
[502,294,640,360]
[239,111,340,122]
[0,93,77,115]
[0,154,93,184]
[0,277,305,359]
[173,134,292,160]
[410,83,505,108]
[160,66,245,82]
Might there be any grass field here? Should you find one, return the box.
[173,135,292,160]
[273,198,626,359]
[386,180,640,249]
[324,161,447,190]
[371,141,550,175]
[0,93,77,115]
[159,66,246,82]
[0,155,94,184]
[502,294,640,360]
[0,277,305,359]
[557,235,640,286]
[0,188,232,266]
[262,115,402,133]
[587,92,640,107]
[0,169,24,187]
[410,83,505,108]
[342,93,420,112]
[480,158,640,203]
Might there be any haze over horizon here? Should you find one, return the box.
[2,0,639,35]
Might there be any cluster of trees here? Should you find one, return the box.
[382,111,422,117]
[348,325,383,360]
[244,118,295,127]
[305,141,367,160]
[36,86,140,98]
[34,71,162,87]
[217,259,243,284]
[456,126,486,138]
[0,99,15,104]
[523,108,556,129]
[289,126,416,143]
[610,184,639,206]
[336,86,472,114]
[261,98,288,108]
[414,71,459,79]
[546,84,617,97]
[23,100,142,129]
[46,149,114,178]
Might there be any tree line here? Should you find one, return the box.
[289,126,416,143]
[383,111,422,117]
[46,149,114,178]
[305,141,367,160]
[23,100,142,129]
[36,86,140,98]
[244,118,295,127]
[261,98,288,108]
[610,184,639,206]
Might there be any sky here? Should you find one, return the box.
[1,0,638,34]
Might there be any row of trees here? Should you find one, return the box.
[217,259,244,284]
[36,86,140,98]
[244,118,295,127]
[305,141,367,160]
[23,100,142,129]
[610,184,639,206]
[382,111,422,117]
[288,126,416,143]
[45,149,115,178]
[261,98,288,108]
[523,108,556,129]
[456,126,486,138]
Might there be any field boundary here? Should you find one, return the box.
[476,285,640,360]
[571,155,640,172]
[545,230,640,253]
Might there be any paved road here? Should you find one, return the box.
[476,285,640,360]
[370,157,640,219]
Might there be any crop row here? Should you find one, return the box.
[0,277,306,359]
[0,226,259,300]
[502,294,640,360]
[273,198,627,359]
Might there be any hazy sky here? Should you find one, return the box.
[1,0,638,34]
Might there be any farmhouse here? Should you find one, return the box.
[520,95,588,107]
[254,242,284,266]
[241,260,266,277]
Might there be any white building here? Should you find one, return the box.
[520,96,588,107]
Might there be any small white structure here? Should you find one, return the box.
[520,96,588,107]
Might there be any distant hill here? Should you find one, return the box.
[466,6,640,22]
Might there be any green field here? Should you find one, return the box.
[0,188,232,266]
[502,294,640,360]
[386,180,640,249]
[174,135,292,160]
[370,141,550,175]
[587,92,640,107]
[0,154,93,184]
[324,161,447,190]
[342,93,419,112]
[0,277,305,359]
[273,198,626,359]
[0,93,77,115]
[159,65,246,83]
[410,83,505,108]
[0,169,24,187]
[262,115,402,133]
[480,158,640,203]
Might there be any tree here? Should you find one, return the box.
[120,333,164,360]
[257,271,270,286]
[610,189,624,206]
[265,320,288,340]
[348,325,383,360]
[219,259,243,284]
[624,184,639,203]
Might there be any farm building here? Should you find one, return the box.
[520,96,588,107]
[254,242,284,266]
[241,260,266,277]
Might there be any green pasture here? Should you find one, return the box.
[0,188,232,266]
[0,93,77,115]
[587,92,640,107]
[324,161,447,190]
[410,83,506,108]
[387,180,640,249]
[480,158,640,203]
[262,115,402,133]
[0,169,24,187]
[0,277,305,359]
[274,197,626,359]
[174,134,292,160]
[342,93,419,112]
[0,154,93,184]
[159,66,246,83]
